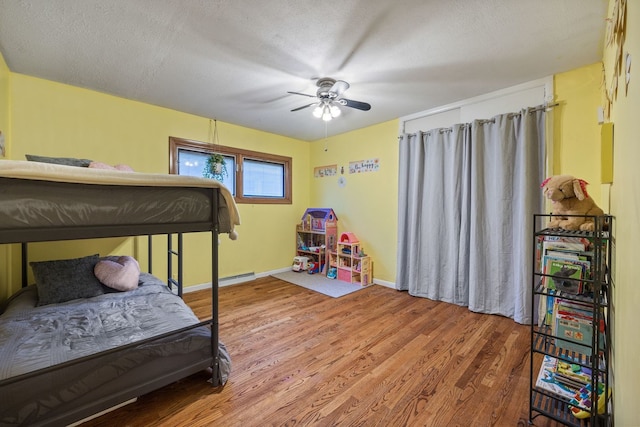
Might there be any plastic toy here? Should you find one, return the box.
[569,382,610,419]
[327,267,337,279]
[307,261,320,274]
[292,256,309,272]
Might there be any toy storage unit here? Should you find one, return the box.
[529,214,613,427]
[296,208,338,274]
[330,232,372,286]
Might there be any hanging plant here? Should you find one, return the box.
[202,119,227,181]
[203,153,227,181]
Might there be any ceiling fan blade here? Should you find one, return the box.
[330,80,350,97]
[291,102,317,112]
[287,91,316,98]
[339,98,371,111]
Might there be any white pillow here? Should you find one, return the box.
[94,256,140,291]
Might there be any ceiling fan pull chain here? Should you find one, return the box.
[324,121,329,152]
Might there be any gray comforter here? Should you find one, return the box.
[0,273,209,379]
[0,273,230,426]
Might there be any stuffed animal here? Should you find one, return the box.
[541,175,604,231]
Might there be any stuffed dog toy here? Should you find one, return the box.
[541,175,604,231]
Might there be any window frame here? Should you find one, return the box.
[169,136,292,205]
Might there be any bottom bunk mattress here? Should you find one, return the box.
[0,273,230,426]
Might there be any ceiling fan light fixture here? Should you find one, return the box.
[288,78,370,121]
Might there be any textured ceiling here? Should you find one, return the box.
[0,0,607,141]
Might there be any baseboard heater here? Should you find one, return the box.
[180,272,255,293]
[220,272,255,286]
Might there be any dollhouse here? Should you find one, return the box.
[295,208,338,274]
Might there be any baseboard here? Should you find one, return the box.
[257,267,291,278]
[373,278,395,289]
[182,268,396,292]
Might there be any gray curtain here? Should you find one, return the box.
[396,108,545,324]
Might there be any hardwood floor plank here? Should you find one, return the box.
[83,277,564,427]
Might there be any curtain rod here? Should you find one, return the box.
[398,102,560,138]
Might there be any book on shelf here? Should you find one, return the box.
[555,315,595,356]
[539,239,593,297]
[536,355,596,400]
[539,254,588,327]
[551,298,605,358]
[555,359,591,389]
[545,258,584,294]
[536,236,593,273]
[535,355,579,400]
[542,239,589,253]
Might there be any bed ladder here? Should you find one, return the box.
[146,222,222,388]
[167,233,184,297]
[147,234,183,297]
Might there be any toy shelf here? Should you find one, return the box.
[333,234,371,286]
[528,214,613,427]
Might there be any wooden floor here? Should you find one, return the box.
[83,276,563,427]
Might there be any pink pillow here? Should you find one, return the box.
[88,161,114,170]
[88,161,134,172]
[94,256,140,291]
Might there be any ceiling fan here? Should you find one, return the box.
[288,78,371,121]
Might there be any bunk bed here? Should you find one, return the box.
[0,159,241,426]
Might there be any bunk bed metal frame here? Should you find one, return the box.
[0,162,236,426]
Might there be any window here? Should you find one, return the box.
[169,137,292,204]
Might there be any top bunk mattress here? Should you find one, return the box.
[0,160,241,243]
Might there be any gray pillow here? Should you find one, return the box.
[25,154,93,167]
[31,254,105,306]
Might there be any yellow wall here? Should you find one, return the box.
[603,1,640,425]
[0,52,10,301]
[553,63,604,206]
[0,51,8,157]
[3,73,311,296]
[309,120,399,283]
